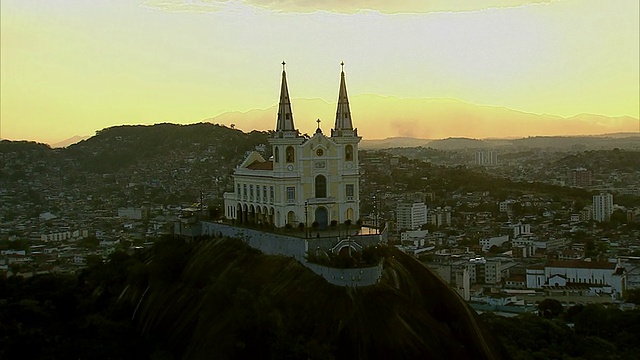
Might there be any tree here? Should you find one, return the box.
[624,289,640,305]
[610,209,627,226]
[538,298,564,318]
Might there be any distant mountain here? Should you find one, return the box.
[361,133,640,150]
[208,95,639,140]
[427,137,488,150]
[51,135,89,148]
[361,137,432,149]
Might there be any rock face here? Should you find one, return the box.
[125,237,507,359]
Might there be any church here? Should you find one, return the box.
[223,62,361,229]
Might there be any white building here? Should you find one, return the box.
[223,63,361,228]
[401,229,429,247]
[511,223,531,238]
[475,150,498,166]
[526,260,624,296]
[118,207,146,220]
[479,235,510,252]
[396,202,428,230]
[593,193,614,222]
[499,200,516,213]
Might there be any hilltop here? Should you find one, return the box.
[0,236,508,359]
[121,237,508,359]
[64,123,269,173]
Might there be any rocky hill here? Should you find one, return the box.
[121,237,508,359]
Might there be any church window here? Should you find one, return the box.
[263,186,267,202]
[274,147,279,162]
[250,185,254,201]
[315,175,327,198]
[286,146,295,162]
[243,184,247,200]
[270,186,274,203]
[287,187,295,203]
[345,145,353,161]
[346,184,354,200]
[236,184,241,200]
[256,186,260,202]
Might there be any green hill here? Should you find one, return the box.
[65,123,270,173]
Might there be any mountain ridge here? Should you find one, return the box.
[22,95,639,146]
[208,95,638,140]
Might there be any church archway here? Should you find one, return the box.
[345,145,353,161]
[315,207,328,229]
[287,211,296,225]
[286,146,295,162]
[236,203,243,224]
[345,208,354,222]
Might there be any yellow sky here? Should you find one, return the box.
[1,0,638,143]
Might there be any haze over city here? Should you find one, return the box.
[1,0,638,144]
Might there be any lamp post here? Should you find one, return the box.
[305,200,309,238]
[372,194,377,235]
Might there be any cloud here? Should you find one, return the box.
[142,0,555,14]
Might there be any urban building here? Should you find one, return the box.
[475,150,498,166]
[479,235,509,252]
[427,206,452,227]
[525,260,624,297]
[499,199,516,213]
[568,167,592,187]
[593,193,614,222]
[396,202,428,230]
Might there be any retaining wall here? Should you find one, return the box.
[200,221,383,286]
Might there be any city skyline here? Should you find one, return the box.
[1,0,638,144]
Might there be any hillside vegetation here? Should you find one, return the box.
[1,236,508,359]
[123,236,506,359]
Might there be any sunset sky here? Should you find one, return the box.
[1,0,638,144]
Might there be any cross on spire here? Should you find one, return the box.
[316,118,321,129]
[275,61,295,132]
[334,62,353,131]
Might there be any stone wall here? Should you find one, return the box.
[201,222,307,261]
[303,261,383,287]
[200,221,383,287]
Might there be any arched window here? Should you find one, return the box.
[315,175,327,198]
[345,145,353,161]
[345,208,354,221]
[286,146,295,163]
[274,147,279,162]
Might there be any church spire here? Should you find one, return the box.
[334,62,353,131]
[275,61,296,132]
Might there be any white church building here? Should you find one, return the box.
[223,62,361,229]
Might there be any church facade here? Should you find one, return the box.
[223,63,361,229]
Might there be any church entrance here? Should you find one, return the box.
[315,207,328,229]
